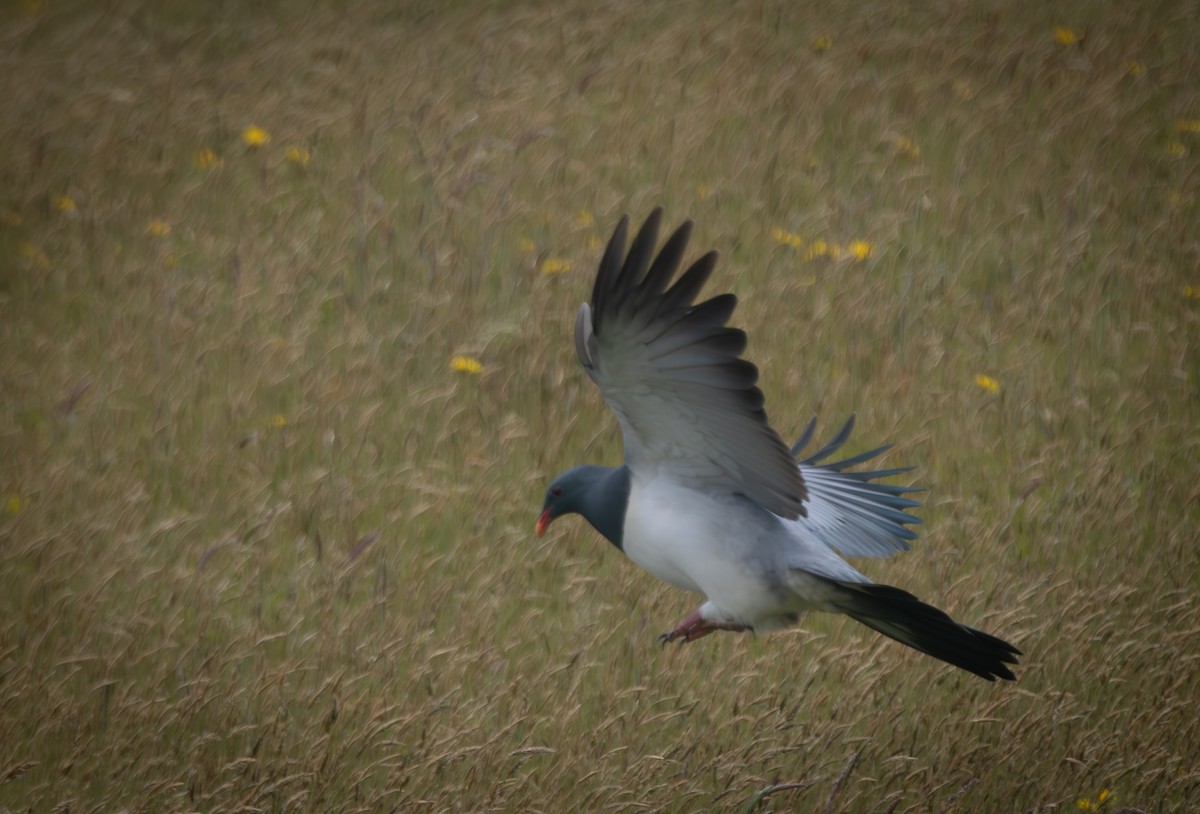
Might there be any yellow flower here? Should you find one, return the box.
[6,494,20,515]
[1175,118,1200,134]
[284,145,311,166]
[893,135,920,159]
[575,209,594,227]
[812,35,833,52]
[1165,140,1187,157]
[1182,284,1200,300]
[146,219,171,237]
[1053,27,1080,46]
[242,124,270,147]
[541,257,573,275]
[975,374,1001,394]
[805,239,830,260]
[771,227,804,249]
[18,241,50,270]
[194,147,221,169]
[450,355,483,374]
[697,184,713,201]
[268,414,288,428]
[1076,789,1110,811]
[1126,61,1146,78]
[54,194,77,214]
[849,240,871,260]
[518,237,536,254]
[587,234,603,250]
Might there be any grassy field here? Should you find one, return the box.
[1,0,1198,811]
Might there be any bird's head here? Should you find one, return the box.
[537,465,629,548]
[536,467,592,537]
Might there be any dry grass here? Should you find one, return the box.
[1,1,1198,811]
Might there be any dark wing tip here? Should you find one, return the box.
[585,210,807,518]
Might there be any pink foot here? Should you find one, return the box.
[658,610,749,644]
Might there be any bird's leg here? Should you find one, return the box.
[658,609,749,644]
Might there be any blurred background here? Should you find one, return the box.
[1,1,1196,811]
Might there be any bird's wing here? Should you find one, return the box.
[574,209,807,519]
[785,415,922,558]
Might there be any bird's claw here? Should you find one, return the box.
[659,610,720,645]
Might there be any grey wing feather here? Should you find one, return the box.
[786,415,923,558]
[576,209,807,519]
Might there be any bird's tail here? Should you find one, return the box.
[828,580,1021,681]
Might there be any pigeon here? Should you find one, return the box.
[538,209,1021,681]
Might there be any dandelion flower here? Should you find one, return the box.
[242,124,271,147]
[1175,118,1200,134]
[195,147,221,169]
[812,35,833,52]
[1183,284,1200,300]
[1076,789,1111,811]
[6,494,20,515]
[284,145,311,166]
[849,240,871,260]
[893,135,920,159]
[268,414,288,428]
[450,355,483,374]
[146,219,171,237]
[696,184,713,201]
[804,239,830,260]
[975,374,1001,394]
[1053,27,1080,46]
[1165,140,1187,157]
[575,209,594,227]
[1126,61,1146,77]
[771,227,804,249]
[54,194,77,214]
[18,241,50,270]
[541,257,573,275]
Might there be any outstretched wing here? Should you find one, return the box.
[574,209,807,519]
[786,415,923,558]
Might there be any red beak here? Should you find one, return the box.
[535,508,552,537]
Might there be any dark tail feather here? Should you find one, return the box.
[832,581,1021,681]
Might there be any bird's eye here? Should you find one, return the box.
[551,486,563,497]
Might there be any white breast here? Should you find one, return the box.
[621,474,778,618]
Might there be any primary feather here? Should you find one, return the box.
[575,209,807,519]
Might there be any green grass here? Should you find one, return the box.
[1,0,1197,811]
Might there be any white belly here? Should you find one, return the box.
[621,475,775,618]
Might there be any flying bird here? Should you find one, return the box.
[538,209,1020,681]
